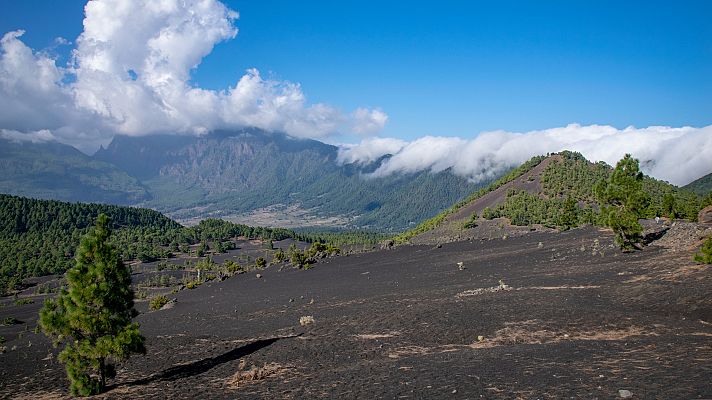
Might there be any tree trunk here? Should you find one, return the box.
[99,357,106,391]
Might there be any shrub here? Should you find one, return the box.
[463,214,478,229]
[149,295,170,311]
[2,316,21,326]
[273,248,286,262]
[694,237,712,264]
[223,260,242,274]
[14,298,35,306]
[185,280,202,289]
[255,257,267,269]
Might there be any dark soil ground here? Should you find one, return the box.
[1,226,711,399]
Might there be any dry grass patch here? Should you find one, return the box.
[353,331,400,340]
[386,321,661,359]
[226,362,291,389]
[522,285,600,290]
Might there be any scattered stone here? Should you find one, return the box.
[256,273,262,279]
[537,242,544,249]
[619,389,633,398]
[699,205,712,225]
[457,262,465,270]
[288,298,294,303]
[477,335,485,342]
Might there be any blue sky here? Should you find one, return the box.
[2,0,710,142]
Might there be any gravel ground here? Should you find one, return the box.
[1,226,710,399]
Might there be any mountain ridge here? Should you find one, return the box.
[1,130,484,231]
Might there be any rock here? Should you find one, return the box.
[699,205,712,225]
[477,335,485,342]
[381,239,395,250]
[255,273,262,279]
[618,389,633,398]
[457,262,465,270]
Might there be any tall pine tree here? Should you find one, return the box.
[40,214,145,396]
[594,154,651,250]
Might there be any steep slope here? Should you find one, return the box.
[0,138,149,204]
[683,172,712,196]
[95,129,482,231]
[405,151,703,244]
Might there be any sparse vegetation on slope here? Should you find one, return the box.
[478,152,703,235]
[393,155,547,243]
[0,195,369,295]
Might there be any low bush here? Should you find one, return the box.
[694,237,712,264]
[149,295,170,310]
[2,316,21,326]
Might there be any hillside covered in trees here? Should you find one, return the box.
[481,151,705,228]
[0,194,382,295]
[399,151,710,243]
[684,172,712,196]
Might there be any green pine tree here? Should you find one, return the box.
[39,214,145,396]
[558,196,579,230]
[694,237,712,264]
[594,154,651,250]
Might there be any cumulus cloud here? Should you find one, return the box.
[350,108,389,136]
[0,129,57,143]
[0,0,387,151]
[338,124,712,186]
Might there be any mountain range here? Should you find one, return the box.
[0,130,483,231]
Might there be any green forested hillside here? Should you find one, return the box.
[683,172,712,196]
[0,138,149,204]
[481,151,703,228]
[0,194,383,295]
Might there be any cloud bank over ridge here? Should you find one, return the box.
[337,124,712,186]
[0,0,387,151]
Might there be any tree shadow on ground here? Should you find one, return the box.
[113,334,299,389]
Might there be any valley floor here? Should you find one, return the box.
[1,226,711,399]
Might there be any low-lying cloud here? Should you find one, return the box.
[337,124,712,186]
[0,0,387,152]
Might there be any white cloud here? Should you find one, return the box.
[336,137,407,165]
[0,128,57,143]
[350,108,389,136]
[0,0,387,151]
[338,124,712,186]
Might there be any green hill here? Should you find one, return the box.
[683,172,712,196]
[0,194,383,295]
[0,138,149,204]
[398,151,705,243]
